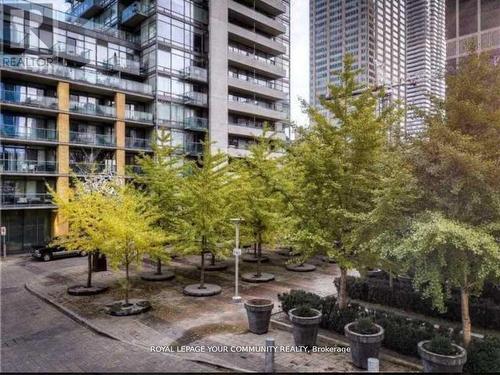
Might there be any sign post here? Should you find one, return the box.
[230,218,243,303]
[1,226,7,258]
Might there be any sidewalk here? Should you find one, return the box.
[25,253,415,372]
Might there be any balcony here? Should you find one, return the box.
[70,131,115,147]
[184,117,208,132]
[70,161,116,174]
[69,101,116,118]
[4,59,153,96]
[0,159,57,174]
[121,2,150,27]
[0,90,58,110]
[228,49,286,79]
[183,91,208,107]
[104,56,142,76]
[125,137,151,150]
[228,76,287,100]
[126,164,143,175]
[71,0,106,19]
[182,66,208,83]
[228,98,287,121]
[228,123,264,138]
[125,109,153,123]
[228,0,286,37]
[1,126,58,142]
[52,42,91,65]
[184,142,203,156]
[1,193,54,208]
[228,23,286,56]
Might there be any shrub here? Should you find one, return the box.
[464,336,500,374]
[425,335,459,356]
[278,289,323,313]
[292,305,319,317]
[351,317,378,334]
[336,276,500,330]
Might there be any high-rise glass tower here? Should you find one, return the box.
[0,0,290,253]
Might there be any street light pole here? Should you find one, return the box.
[230,218,243,303]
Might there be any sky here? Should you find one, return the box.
[38,0,310,126]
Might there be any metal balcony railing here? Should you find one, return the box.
[0,159,58,174]
[69,131,115,146]
[1,193,54,207]
[1,126,58,142]
[69,101,116,118]
[0,90,58,109]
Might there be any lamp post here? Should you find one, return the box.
[230,218,243,303]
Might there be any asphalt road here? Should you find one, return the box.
[0,254,216,373]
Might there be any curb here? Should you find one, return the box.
[25,281,252,373]
[270,317,423,372]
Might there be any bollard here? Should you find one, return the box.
[265,337,275,373]
[367,357,379,372]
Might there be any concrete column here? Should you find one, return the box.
[208,0,229,153]
[53,81,70,237]
[115,92,126,176]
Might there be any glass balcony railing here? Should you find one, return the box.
[126,164,143,175]
[125,137,151,150]
[69,101,116,118]
[121,2,150,26]
[70,131,115,146]
[71,0,105,18]
[184,142,203,156]
[125,109,153,122]
[0,90,58,109]
[183,66,208,82]
[0,159,57,174]
[70,162,116,174]
[1,193,54,207]
[6,58,153,95]
[183,91,208,106]
[1,126,58,142]
[52,42,91,62]
[184,117,208,131]
[104,56,142,75]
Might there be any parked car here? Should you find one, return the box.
[31,244,87,262]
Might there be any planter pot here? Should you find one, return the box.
[344,322,384,369]
[244,299,274,334]
[289,308,322,349]
[418,341,467,373]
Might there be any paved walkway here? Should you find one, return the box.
[23,251,413,372]
[0,256,216,373]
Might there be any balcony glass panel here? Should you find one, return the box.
[184,117,208,131]
[183,92,208,106]
[1,193,53,207]
[52,42,91,61]
[0,159,57,173]
[125,137,151,150]
[0,89,58,109]
[69,131,115,146]
[184,142,203,155]
[125,109,153,122]
[69,101,116,118]
[1,125,57,141]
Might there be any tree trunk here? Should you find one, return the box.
[156,258,162,275]
[253,242,257,257]
[125,258,130,305]
[199,237,206,289]
[256,234,262,277]
[211,252,215,266]
[461,287,472,347]
[338,268,348,309]
[389,270,394,289]
[87,253,92,288]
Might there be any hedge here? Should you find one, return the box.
[278,289,500,372]
[336,276,500,331]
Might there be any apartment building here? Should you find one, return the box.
[0,0,290,253]
[446,0,500,67]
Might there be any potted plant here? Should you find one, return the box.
[418,335,467,373]
[244,299,274,334]
[344,317,384,369]
[289,306,322,349]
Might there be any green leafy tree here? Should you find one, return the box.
[233,130,286,279]
[287,55,401,308]
[50,177,113,290]
[93,185,167,304]
[374,52,500,346]
[134,132,182,274]
[173,141,234,290]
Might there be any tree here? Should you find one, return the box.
[93,185,167,304]
[233,130,286,280]
[287,54,401,308]
[134,132,182,275]
[174,141,234,291]
[374,51,500,347]
[50,176,113,291]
